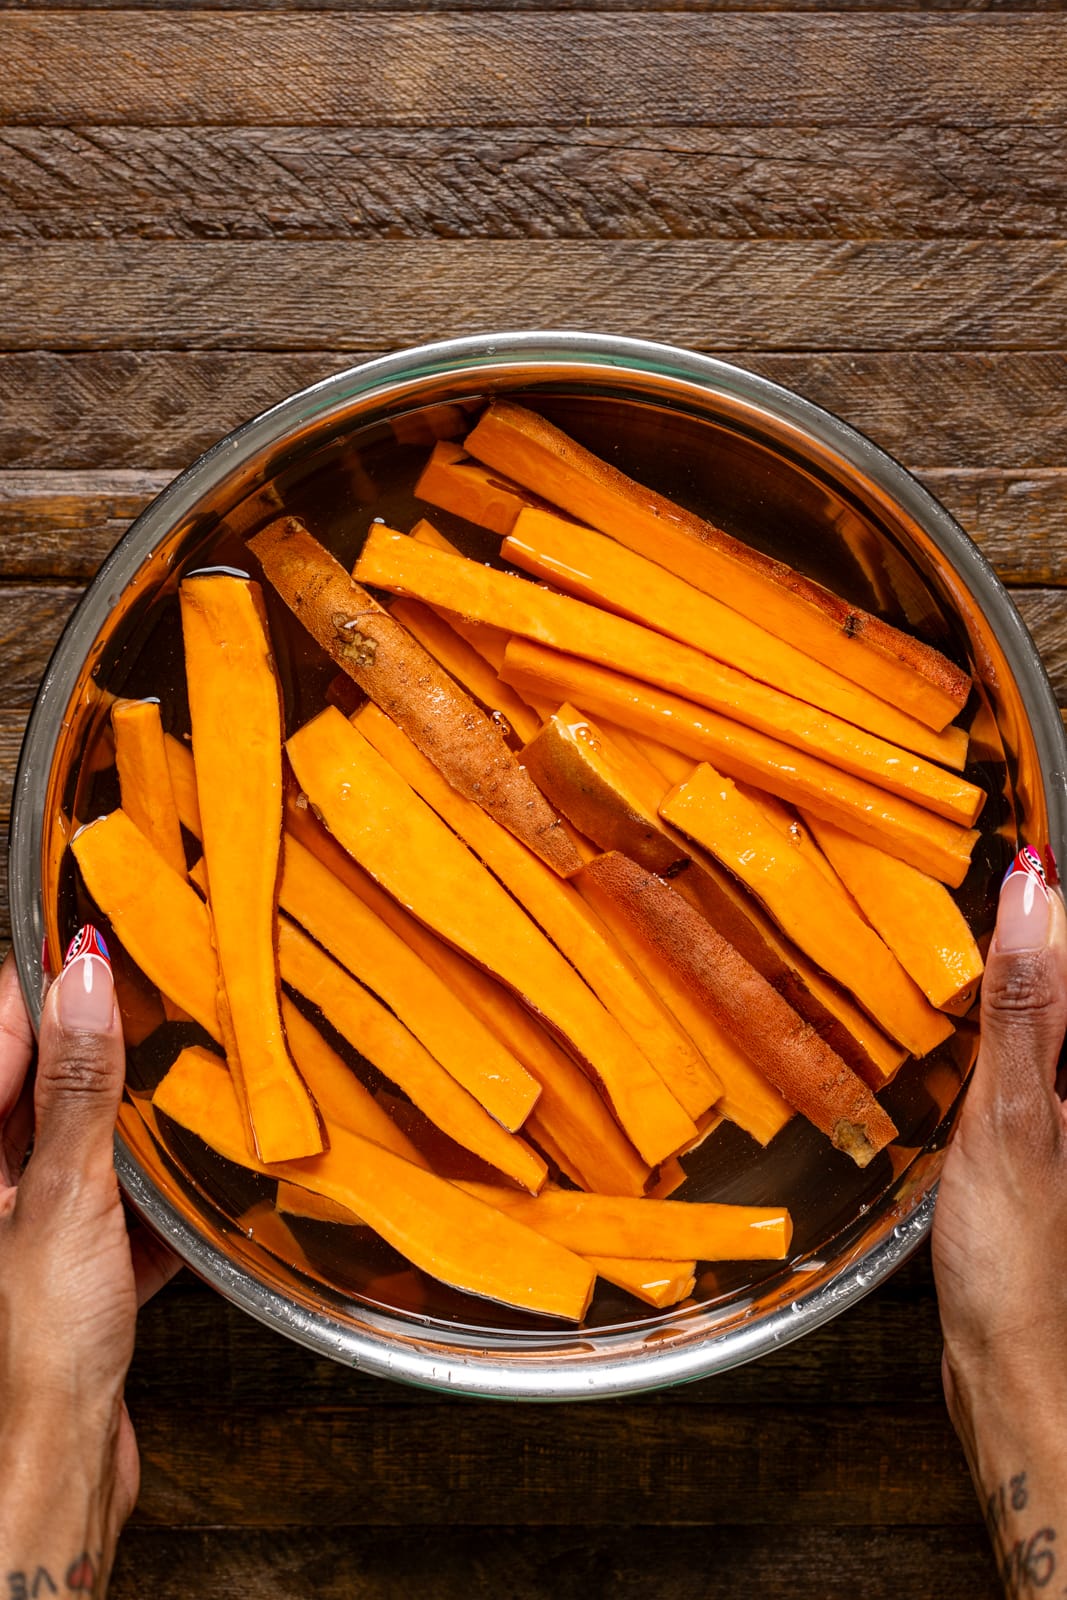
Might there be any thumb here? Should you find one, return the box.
[968,850,1067,1142]
[31,925,124,1175]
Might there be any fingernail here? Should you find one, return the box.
[58,925,115,1032]
[997,864,1052,953]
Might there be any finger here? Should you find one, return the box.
[27,925,124,1182]
[967,855,1067,1142]
[0,949,36,1126]
[128,1218,183,1309]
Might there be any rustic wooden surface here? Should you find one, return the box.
[3,4,1063,1595]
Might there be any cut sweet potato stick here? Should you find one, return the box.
[801,813,985,1015]
[163,733,201,836]
[71,810,221,1040]
[180,573,322,1164]
[582,854,899,1168]
[464,400,970,732]
[505,508,969,770]
[248,516,580,876]
[356,529,983,828]
[155,1046,594,1322]
[282,796,649,1198]
[457,1182,792,1261]
[661,767,955,1059]
[521,704,905,1086]
[287,706,696,1166]
[354,701,719,1126]
[112,699,188,875]
[388,594,542,745]
[278,917,547,1194]
[274,1181,363,1226]
[280,832,540,1131]
[625,734,694,787]
[501,639,978,887]
[578,862,793,1147]
[279,996,427,1165]
[588,1257,696,1308]
[414,441,548,536]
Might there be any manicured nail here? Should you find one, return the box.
[997,861,1051,953]
[58,925,115,1032]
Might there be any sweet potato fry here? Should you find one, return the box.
[388,594,542,745]
[587,1258,697,1309]
[286,706,696,1166]
[354,701,720,1124]
[501,639,979,887]
[802,813,985,1015]
[505,508,969,770]
[457,1182,792,1261]
[248,516,580,876]
[282,796,649,1197]
[660,767,955,1058]
[278,917,548,1194]
[180,573,322,1163]
[414,441,547,536]
[464,400,971,732]
[112,699,188,875]
[354,529,983,827]
[281,832,540,1131]
[154,1046,595,1322]
[580,853,900,1168]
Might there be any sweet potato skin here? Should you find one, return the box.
[248,515,580,877]
[579,853,900,1169]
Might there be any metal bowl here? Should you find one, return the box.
[11,332,1067,1398]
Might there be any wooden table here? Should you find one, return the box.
[3,5,1064,1594]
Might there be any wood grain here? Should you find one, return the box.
[0,586,82,708]
[108,1525,999,1600]
[4,241,1067,352]
[3,124,1065,242]
[3,468,1065,586]
[2,351,1066,471]
[10,0,1063,11]
[3,15,1066,128]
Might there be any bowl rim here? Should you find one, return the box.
[11,329,1067,1399]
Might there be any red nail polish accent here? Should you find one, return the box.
[1001,846,1049,894]
[63,925,111,970]
[1044,844,1060,888]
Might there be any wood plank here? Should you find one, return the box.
[108,1526,999,1600]
[4,242,1067,352]
[1014,589,1067,706]
[2,351,1066,472]
[0,587,82,710]
[127,1399,975,1526]
[2,15,1066,128]
[918,470,1067,587]
[3,124,1066,242]
[0,710,28,817]
[9,0,1062,11]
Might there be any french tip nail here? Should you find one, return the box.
[1001,845,1050,893]
[63,925,111,970]
[997,867,1052,954]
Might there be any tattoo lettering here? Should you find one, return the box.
[989,1472,1031,1539]
[999,1526,1056,1597]
[6,1571,57,1600]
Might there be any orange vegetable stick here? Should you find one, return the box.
[523,704,902,1087]
[274,1181,364,1226]
[505,508,969,770]
[248,516,580,877]
[278,917,548,1194]
[71,810,221,1040]
[164,732,201,835]
[388,594,542,745]
[578,862,793,1147]
[286,707,696,1166]
[155,1046,595,1322]
[354,701,719,1124]
[281,832,540,1131]
[464,400,971,732]
[801,813,985,1015]
[580,853,899,1168]
[501,638,979,887]
[355,529,983,828]
[283,797,649,1198]
[457,1182,792,1262]
[660,767,955,1059]
[587,1258,697,1310]
[112,699,188,874]
[414,441,547,536]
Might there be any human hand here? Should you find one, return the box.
[0,931,179,1598]
[932,851,1067,1594]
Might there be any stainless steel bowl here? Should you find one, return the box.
[11,332,1067,1398]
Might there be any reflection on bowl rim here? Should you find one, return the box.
[10,331,1067,1399]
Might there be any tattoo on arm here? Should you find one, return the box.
[982,1471,1059,1597]
[6,1551,103,1599]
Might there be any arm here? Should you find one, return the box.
[933,852,1067,1597]
[0,931,178,1597]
